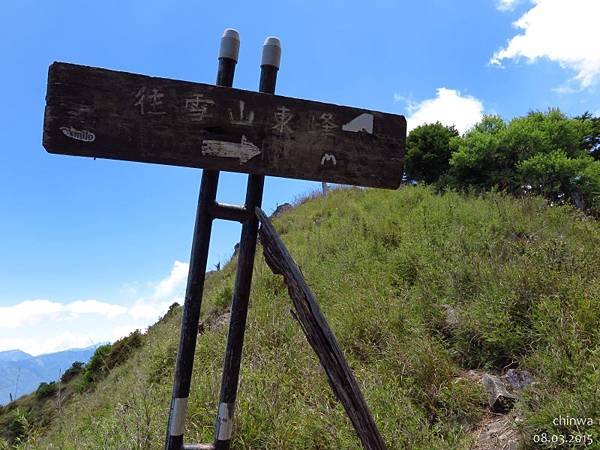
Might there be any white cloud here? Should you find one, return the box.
[110,325,144,342]
[0,261,188,355]
[393,93,409,103]
[67,300,128,319]
[129,298,174,321]
[491,0,600,89]
[152,260,189,299]
[133,260,187,320]
[0,332,104,356]
[403,88,484,134]
[39,332,97,353]
[0,299,127,329]
[497,0,520,11]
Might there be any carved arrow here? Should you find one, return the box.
[201,135,262,164]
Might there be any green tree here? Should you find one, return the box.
[80,344,111,387]
[60,361,84,383]
[577,112,600,160]
[505,109,589,159]
[518,151,600,213]
[35,381,57,400]
[404,122,459,183]
[448,115,509,189]
[104,329,142,369]
[449,110,593,194]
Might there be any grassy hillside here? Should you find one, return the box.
[5,186,600,449]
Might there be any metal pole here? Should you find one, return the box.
[165,28,240,450]
[213,37,281,450]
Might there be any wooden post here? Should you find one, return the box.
[164,29,240,450]
[213,36,281,450]
[256,207,387,450]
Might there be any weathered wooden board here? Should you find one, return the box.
[256,207,387,450]
[43,62,405,188]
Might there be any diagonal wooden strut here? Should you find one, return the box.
[256,207,388,450]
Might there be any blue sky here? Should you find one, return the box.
[1,0,599,355]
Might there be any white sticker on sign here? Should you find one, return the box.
[341,113,374,134]
[60,126,96,142]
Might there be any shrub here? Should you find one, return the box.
[80,344,112,388]
[105,329,143,369]
[148,340,178,384]
[35,382,57,400]
[60,361,84,383]
[0,408,32,443]
[214,284,233,311]
[77,332,144,391]
[518,150,600,211]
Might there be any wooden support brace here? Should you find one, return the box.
[210,202,251,223]
[255,207,388,450]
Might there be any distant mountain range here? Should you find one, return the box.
[0,345,102,405]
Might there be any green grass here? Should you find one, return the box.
[4,185,600,449]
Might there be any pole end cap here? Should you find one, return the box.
[261,36,281,69]
[219,28,240,62]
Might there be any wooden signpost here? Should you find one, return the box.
[43,65,405,189]
[42,29,406,450]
